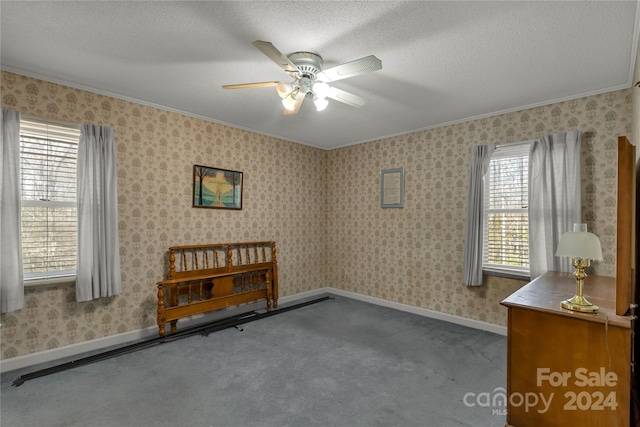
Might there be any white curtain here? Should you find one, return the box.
[528,131,582,279]
[76,124,122,301]
[462,144,495,286]
[1,109,24,313]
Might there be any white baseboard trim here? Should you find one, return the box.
[321,288,508,336]
[0,301,267,374]
[0,325,158,374]
[0,287,505,373]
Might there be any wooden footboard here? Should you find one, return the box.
[156,241,278,337]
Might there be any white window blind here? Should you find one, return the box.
[483,142,530,275]
[20,118,80,280]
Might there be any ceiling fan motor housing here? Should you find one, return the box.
[288,52,323,80]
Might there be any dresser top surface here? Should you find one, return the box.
[501,271,632,328]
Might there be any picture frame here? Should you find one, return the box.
[380,168,404,208]
[193,165,243,210]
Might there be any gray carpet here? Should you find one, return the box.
[0,295,507,427]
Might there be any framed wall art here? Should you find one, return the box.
[193,165,243,210]
[380,168,404,208]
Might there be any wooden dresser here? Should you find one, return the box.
[501,271,632,427]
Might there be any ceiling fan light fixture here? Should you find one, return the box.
[276,82,293,98]
[312,81,330,99]
[282,94,297,111]
[314,97,329,112]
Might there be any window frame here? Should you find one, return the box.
[482,141,532,280]
[19,117,79,288]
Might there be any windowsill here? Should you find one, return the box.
[483,268,530,281]
[24,276,75,289]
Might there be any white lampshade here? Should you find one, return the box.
[555,223,603,261]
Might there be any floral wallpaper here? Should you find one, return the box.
[1,71,327,359]
[326,89,632,325]
[0,70,633,360]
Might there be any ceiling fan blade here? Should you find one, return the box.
[326,87,367,108]
[318,55,382,82]
[284,93,305,115]
[252,40,300,75]
[222,81,279,90]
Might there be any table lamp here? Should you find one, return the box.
[555,223,603,313]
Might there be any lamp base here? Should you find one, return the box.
[561,295,599,313]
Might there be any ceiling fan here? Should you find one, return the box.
[223,40,382,115]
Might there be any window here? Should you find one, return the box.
[20,118,80,282]
[483,142,530,277]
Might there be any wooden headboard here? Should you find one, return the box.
[156,241,278,336]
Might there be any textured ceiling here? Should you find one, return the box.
[1,1,639,150]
